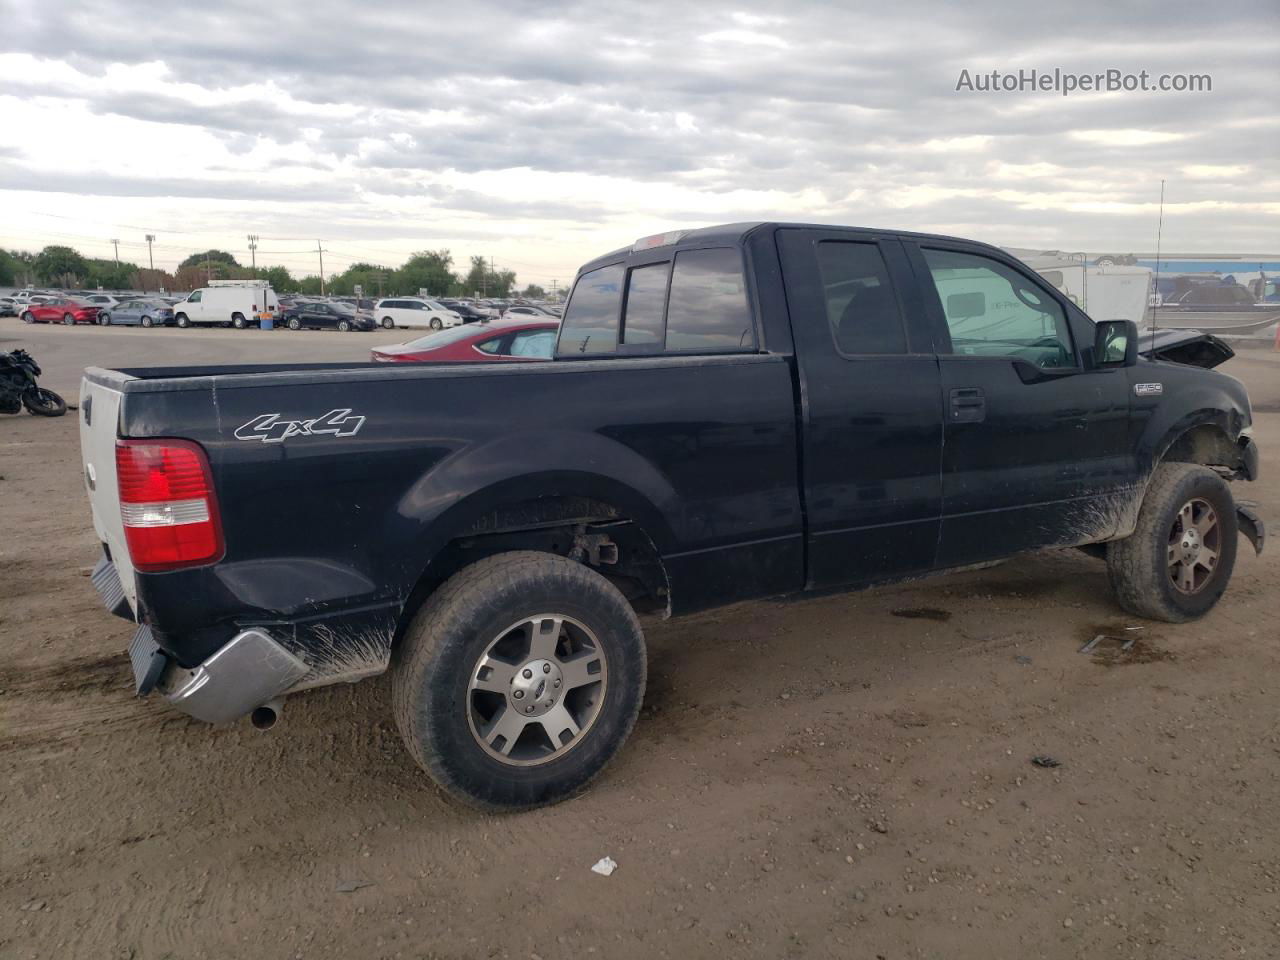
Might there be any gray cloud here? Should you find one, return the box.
[1,0,1277,264]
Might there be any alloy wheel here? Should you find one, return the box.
[1168,497,1221,595]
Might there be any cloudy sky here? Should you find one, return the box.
[1,0,1276,285]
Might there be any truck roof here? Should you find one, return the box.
[574,221,1012,277]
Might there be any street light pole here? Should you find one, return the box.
[247,234,259,277]
[144,234,155,272]
[110,239,120,266]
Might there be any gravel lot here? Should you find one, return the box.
[2,317,1278,960]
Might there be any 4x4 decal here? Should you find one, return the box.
[234,408,365,444]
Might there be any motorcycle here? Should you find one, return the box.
[0,349,66,417]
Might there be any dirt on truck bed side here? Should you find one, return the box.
[2,320,1279,959]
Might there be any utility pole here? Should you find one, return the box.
[247,234,259,277]
[110,239,120,266]
[144,234,155,273]
[551,279,558,299]
[317,241,326,295]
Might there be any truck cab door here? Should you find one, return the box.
[777,229,944,589]
[903,241,1136,567]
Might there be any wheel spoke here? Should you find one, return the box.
[537,703,580,745]
[1167,543,1179,569]
[482,706,527,755]
[1197,546,1219,571]
[472,657,516,694]
[526,616,564,660]
[1196,508,1217,537]
[1176,562,1196,592]
[1178,502,1194,532]
[560,653,602,691]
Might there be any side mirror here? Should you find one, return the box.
[1094,319,1138,367]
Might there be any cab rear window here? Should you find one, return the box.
[556,247,753,357]
[557,264,622,356]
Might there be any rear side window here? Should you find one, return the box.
[814,241,907,355]
[664,248,753,352]
[557,264,623,356]
[621,263,668,346]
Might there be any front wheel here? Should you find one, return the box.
[232,313,246,329]
[287,317,301,330]
[392,551,646,811]
[141,316,153,328]
[337,319,350,332]
[1107,463,1239,622]
[381,316,395,329]
[21,312,34,324]
[429,317,443,331]
[62,313,75,325]
[176,314,190,328]
[22,387,66,417]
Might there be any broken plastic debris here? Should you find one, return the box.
[1079,635,1107,654]
[591,856,618,877]
[335,878,375,893]
[1030,755,1062,769]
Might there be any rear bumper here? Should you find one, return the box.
[131,625,310,724]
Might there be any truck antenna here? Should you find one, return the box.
[1150,179,1165,348]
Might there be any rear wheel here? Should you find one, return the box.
[287,317,301,331]
[62,313,75,325]
[21,312,34,324]
[337,319,350,332]
[141,316,153,328]
[381,316,395,329]
[176,313,189,328]
[1107,463,1238,622]
[392,551,646,810]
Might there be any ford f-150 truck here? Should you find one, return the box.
[79,223,1263,810]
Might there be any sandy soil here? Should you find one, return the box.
[2,317,1278,960]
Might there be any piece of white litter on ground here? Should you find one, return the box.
[591,856,618,877]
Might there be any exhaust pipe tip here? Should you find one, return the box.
[250,698,283,731]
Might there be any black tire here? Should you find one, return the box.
[22,387,66,417]
[21,312,34,324]
[62,313,75,325]
[381,316,395,329]
[98,312,110,325]
[232,313,247,329]
[429,317,443,331]
[1107,463,1238,622]
[141,316,153,328]
[337,319,350,332]
[176,313,189,328]
[392,551,647,811]
[287,317,301,331]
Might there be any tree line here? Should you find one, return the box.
[1,245,550,300]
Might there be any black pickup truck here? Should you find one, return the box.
[79,222,1263,810]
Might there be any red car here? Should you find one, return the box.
[20,297,102,325]
[370,319,559,363]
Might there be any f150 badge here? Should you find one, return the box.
[234,408,365,443]
[1134,383,1163,397]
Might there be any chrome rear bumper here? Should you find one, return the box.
[154,629,310,725]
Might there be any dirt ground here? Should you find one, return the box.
[2,317,1278,960]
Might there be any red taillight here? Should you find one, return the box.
[115,439,224,572]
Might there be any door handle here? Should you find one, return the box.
[949,387,986,423]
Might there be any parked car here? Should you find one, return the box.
[373,297,462,330]
[440,302,489,324]
[283,301,374,332]
[100,299,176,327]
[172,284,279,329]
[371,319,559,362]
[82,294,126,311]
[78,222,1262,812]
[0,296,19,317]
[20,297,102,325]
[503,304,561,320]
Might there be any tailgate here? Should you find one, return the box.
[79,373,138,616]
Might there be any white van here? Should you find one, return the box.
[173,281,279,329]
[373,297,462,330]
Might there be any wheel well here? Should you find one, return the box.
[395,497,670,647]
[1161,424,1244,473]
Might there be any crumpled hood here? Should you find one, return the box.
[1138,328,1235,370]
